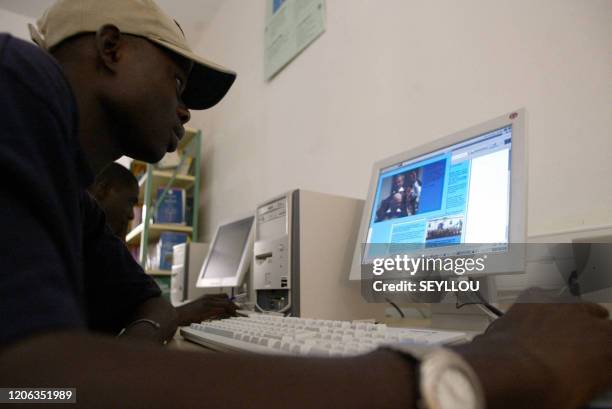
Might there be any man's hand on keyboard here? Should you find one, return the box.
[453,288,612,409]
[176,294,238,326]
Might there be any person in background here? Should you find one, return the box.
[0,0,610,408]
[89,162,139,240]
[406,170,421,215]
[376,173,409,221]
[89,162,237,325]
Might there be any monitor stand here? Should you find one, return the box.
[430,276,498,332]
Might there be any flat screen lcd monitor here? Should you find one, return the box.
[196,215,255,288]
[349,109,527,280]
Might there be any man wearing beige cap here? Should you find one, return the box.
[0,1,610,408]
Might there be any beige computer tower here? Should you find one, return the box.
[171,242,212,306]
[252,190,385,321]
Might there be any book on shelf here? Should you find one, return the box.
[154,188,185,224]
[144,242,157,270]
[185,196,194,226]
[153,232,189,271]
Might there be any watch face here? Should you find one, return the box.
[436,368,478,409]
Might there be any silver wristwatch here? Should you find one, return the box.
[389,345,486,409]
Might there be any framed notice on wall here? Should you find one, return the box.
[264,0,326,80]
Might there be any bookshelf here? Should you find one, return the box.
[126,127,201,283]
[125,223,193,246]
[137,171,196,203]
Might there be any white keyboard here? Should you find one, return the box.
[180,314,466,357]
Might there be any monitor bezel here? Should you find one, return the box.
[349,109,527,280]
[196,214,255,288]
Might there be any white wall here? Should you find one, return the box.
[0,8,35,41]
[189,1,611,240]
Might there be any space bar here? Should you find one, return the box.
[180,327,285,355]
[202,327,234,337]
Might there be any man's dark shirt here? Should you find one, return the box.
[0,34,160,344]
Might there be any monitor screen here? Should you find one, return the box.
[351,110,526,279]
[197,216,254,288]
[365,126,512,260]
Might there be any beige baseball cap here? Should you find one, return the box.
[29,0,236,110]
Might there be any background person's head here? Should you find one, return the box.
[89,163,139,240]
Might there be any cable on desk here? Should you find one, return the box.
[385,298,405,318]
[455,279,504,318]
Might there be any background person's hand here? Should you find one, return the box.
[176,293,238,326]
[453,288,612,409]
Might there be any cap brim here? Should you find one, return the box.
[149,38,236,110]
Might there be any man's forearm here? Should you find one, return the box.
[452,338,567,409]
[175,301,198,326]
[174,300,221,326]
[122,296,178,344]
[0,331,417,409]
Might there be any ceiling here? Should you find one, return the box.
[0,0,224,44]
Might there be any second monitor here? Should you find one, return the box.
[196,216,255,289]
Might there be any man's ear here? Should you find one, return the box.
[90,182,110,202]
[94,24,123,73]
